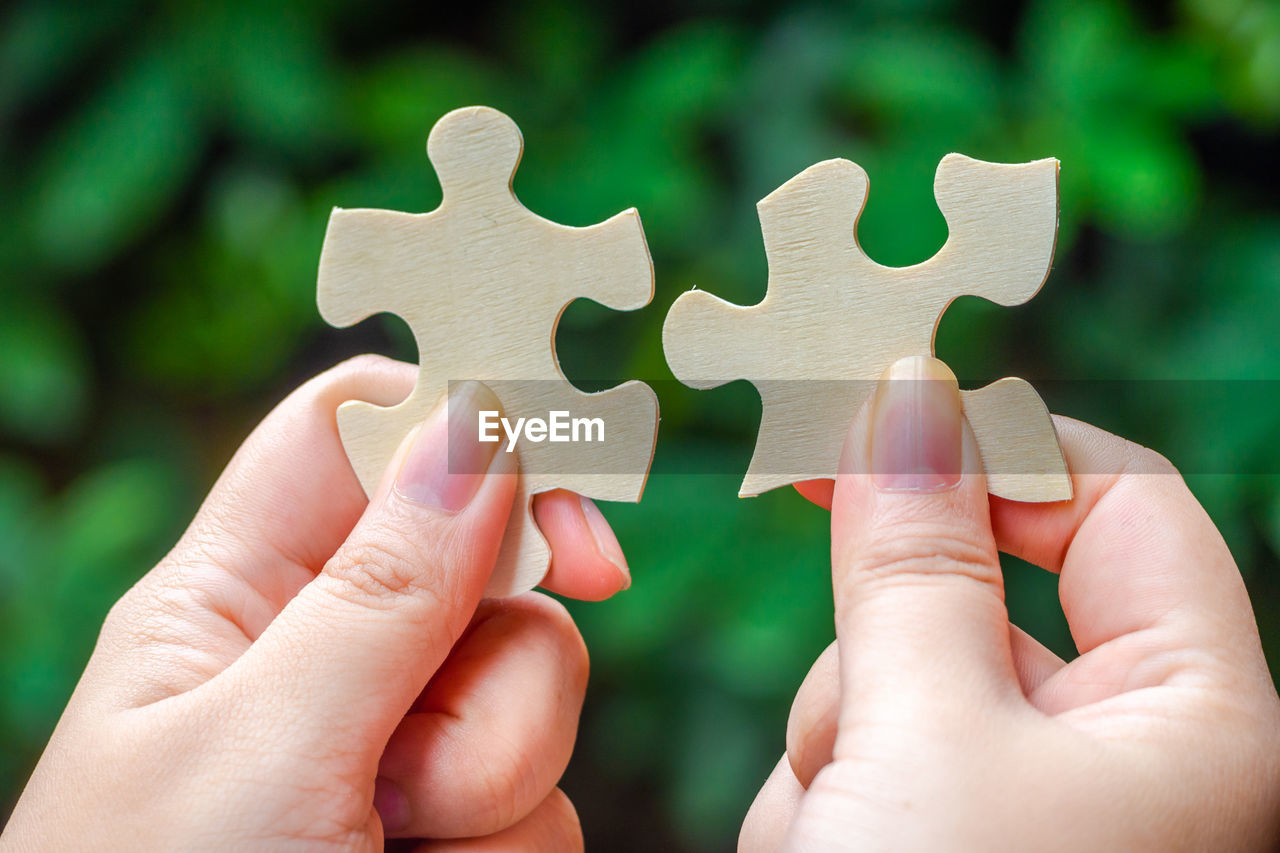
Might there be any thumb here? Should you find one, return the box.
[831,356,1019,721]
[228,380,515,742]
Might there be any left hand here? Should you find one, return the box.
[2,355,629,850]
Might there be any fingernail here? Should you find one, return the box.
[580,495,631,590]
[395,381,501,511]
[871,356,962,493]
[373,777,408,834]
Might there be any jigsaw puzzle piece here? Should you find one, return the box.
[320,377,657,599]
[317,106,659,596]
[962,378,1069,501]
[332,400,422,493]
[662,151,1070,502]
[426,106,524,204]
[316,208,451,494]
[494,481,546,597]
[327,381,656,501]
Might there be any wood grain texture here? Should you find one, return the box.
[318,106,659,596]
[662,153,1071,502]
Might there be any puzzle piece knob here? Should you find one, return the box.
[427,106,524,203]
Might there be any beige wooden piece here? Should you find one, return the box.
[663,154,1071,501]
[318,106,659,597]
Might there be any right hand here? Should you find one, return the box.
[742,356,1280,851]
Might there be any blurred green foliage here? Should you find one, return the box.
[2,0,1280,848]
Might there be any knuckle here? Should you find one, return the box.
[100,565,212,648]
[844,516,1001,593]
[323,527,450,614]
[100,592,143,646]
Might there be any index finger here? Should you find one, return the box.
[990,416,1260,659]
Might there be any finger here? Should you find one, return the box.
[786,628,1066,786]
[739,756,804,853]
[533,490,631,600]
[786,643,838,788]
[409,789,582,853]
[989,416,1261,661]
[226,380,515,744]
[376,594,588,839]
[831,356,1019,721]
[794,478,833,510]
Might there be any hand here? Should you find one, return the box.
[741,356,1280,851]
[2,356,632,851]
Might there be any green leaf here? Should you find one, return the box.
[30,43,203,272]
[0,1,144,125]
[46,458,180,588]
[836,26,1001,131]
[1086,117,1201,239]
[350,47,510,152]
[0,455,44,592]
[210,3,344,155]
[0,298,88,443]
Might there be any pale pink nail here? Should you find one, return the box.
[871,356,963,493]
[373,777,408,833]
[580,495,630,589]
[395,381,501,511]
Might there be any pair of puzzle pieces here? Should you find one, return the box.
[318,106,1070,598]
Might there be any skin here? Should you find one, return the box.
[4,354,1278,850]
[741,357,1280,851]
[1,356,632,851]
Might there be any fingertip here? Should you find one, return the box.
[533,490,631,601]
[374,776,410,836]
[794,479,834,510]
[785,642,840,788]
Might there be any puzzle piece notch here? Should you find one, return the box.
[662,152,1070,502]
[318,106,659,596]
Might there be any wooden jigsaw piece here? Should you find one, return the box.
[663,153,1070,501]
[318,106,659,596]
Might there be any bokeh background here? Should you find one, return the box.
[3,0,1279,847]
